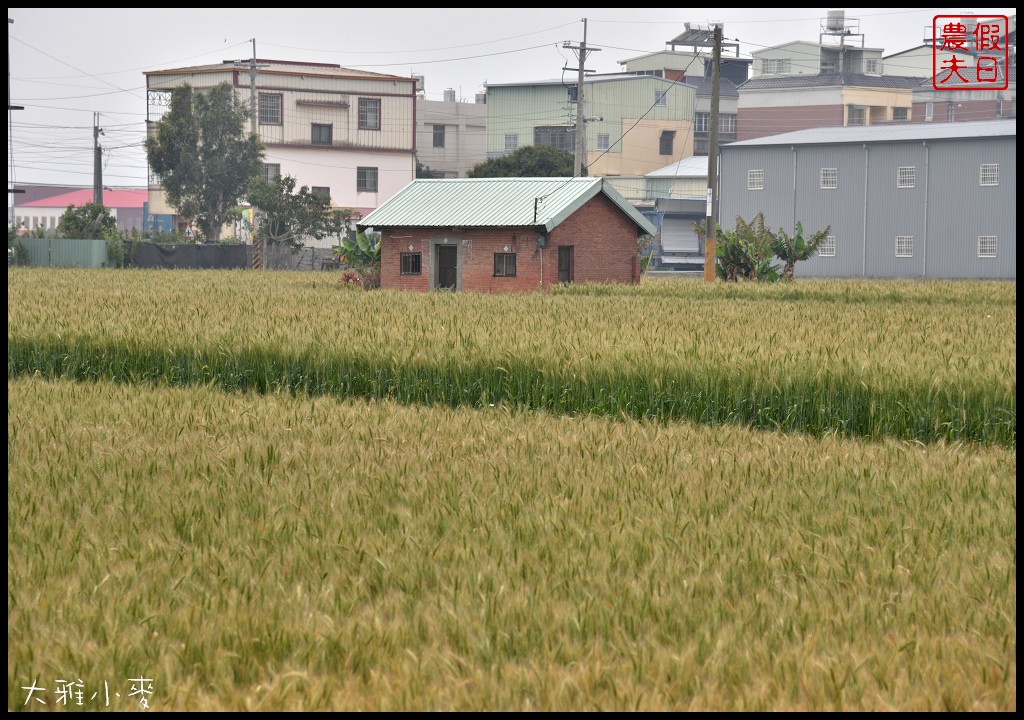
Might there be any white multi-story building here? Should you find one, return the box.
[144,59,416,240]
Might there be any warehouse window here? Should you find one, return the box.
[895,235,914,258]
[504,134,518,151]
[433,124,445,148]
[820,168,838,189]
[979,163,999,186]
[596,133,610,151]
[897,167,915,188]
[654,90,668,106]
[819,234,836,257]
[977,236,997,258]
[748,169,764,191]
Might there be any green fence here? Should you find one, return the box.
[18,238,109,268]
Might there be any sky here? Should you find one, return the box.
[7,7,1016,191]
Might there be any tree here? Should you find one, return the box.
[57,202,117,239]
[146,82,264,242]
[693,213,779,282]
[770,221,832,280]
[416,160,445,179]
[246,174,355,251]
[332,231,381,289]
[468,145,574,178]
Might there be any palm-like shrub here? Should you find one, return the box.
[771,221,832,280]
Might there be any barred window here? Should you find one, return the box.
[820,168,838,190]
[433,124,445,148]
[980,163,999,186]
[596,133,610,151]
[895,235,914,258]
[358,98,381,130]
[259,93,282,125]
[819,235,836,257]
[748,169,764,191]
[263,163,281,183]
[977,236,997,258]
[400,252,421,275]
[504,134,518,151]
[897,167,915,188]
[357,167,378,192]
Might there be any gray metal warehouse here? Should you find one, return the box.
[717,119,1016,279]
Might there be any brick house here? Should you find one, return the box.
[358,177,657,293]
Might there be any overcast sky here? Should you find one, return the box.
[7,7,1016,191]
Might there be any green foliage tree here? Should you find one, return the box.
[416,160,445,179]
[246,174,355,251]
[332,231,381,289]
[145,82,264,242]
[693,213,779,282]
[333,230,381,268]
[771,221,832,280]
[57,202,118,239]
[468,145,574,178]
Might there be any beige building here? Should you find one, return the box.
[414,82,487,178]
[144,59,417,241]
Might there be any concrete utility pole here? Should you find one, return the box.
[563,19,600,177]
[9,17,25,224]
[704,23,722,283]
[246,39,269,269]
[93,112,104,206]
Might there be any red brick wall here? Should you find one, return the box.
[379,194,641,293]
[738,104,845,140]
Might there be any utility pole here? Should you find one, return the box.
[247,39,269,269]
[704,23,722,283]
[9,17,25,225]
[93,112,104,206]
[563,19,600,177]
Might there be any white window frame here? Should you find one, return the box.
[977,235,997,258]
[865,59,880,74]
[695,112,709,133]
[819,234,836,257]
[596,133,610,151]
[747,169,765,191]
[979,163,999,186]
[925,102,934,122]
[504,133,518,152]
[820,168,838,190]
[895,235,914,258]
[897,166,916,189]
[654,90,668,107]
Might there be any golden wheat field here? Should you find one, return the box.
[7,269,1016,711]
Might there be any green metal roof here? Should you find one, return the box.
[358,177,657,236]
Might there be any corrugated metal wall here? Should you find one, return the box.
[19,238,109,268]
[719,134,1016,279]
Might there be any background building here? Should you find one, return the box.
[144,59,417,241]
[718,119,1016,279]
